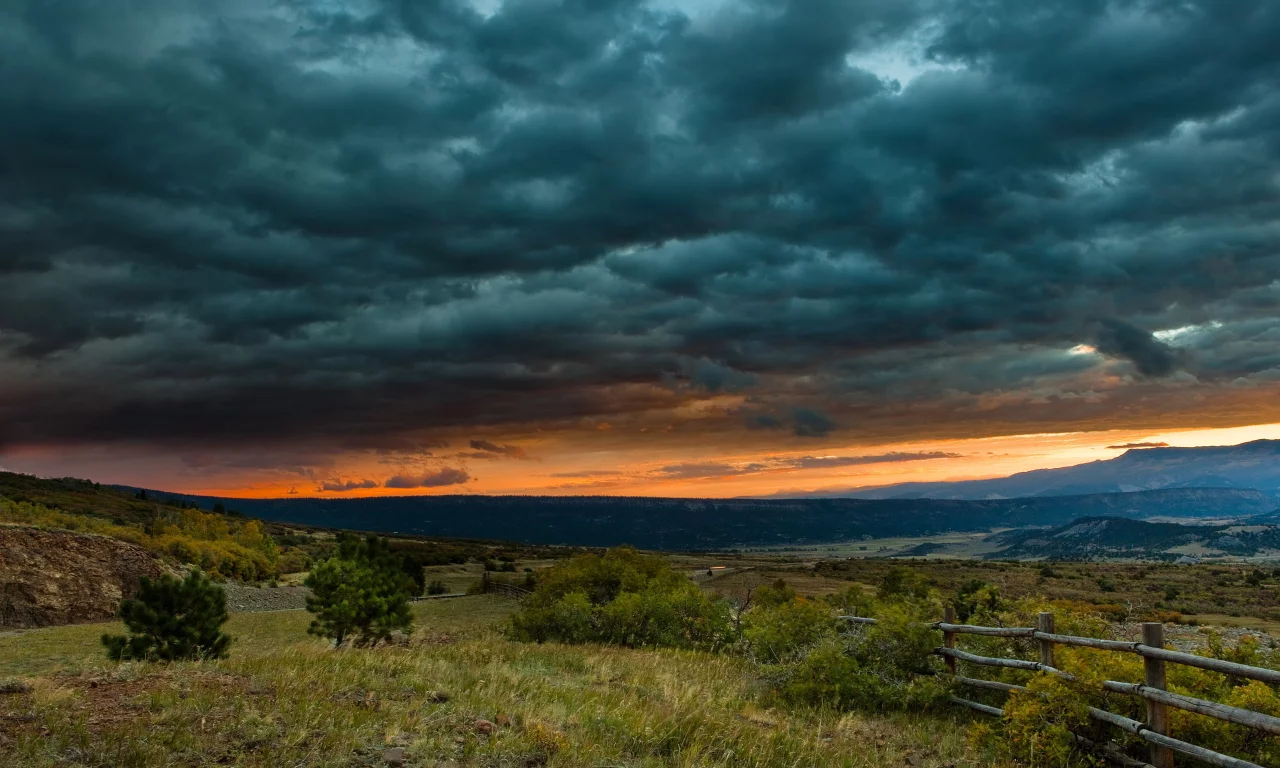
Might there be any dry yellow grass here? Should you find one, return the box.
[0,596,1009,767]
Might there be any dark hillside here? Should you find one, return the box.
[129,487,1276,549]
[991,516,1280,560]
[0,472,220,525]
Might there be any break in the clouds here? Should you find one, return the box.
[2,0,1280,487]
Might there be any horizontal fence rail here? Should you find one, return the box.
[840,610,1278,768]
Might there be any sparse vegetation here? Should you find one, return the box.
[0,598,993,767]
[101,571,231,662]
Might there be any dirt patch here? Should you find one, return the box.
[0,526,165,629]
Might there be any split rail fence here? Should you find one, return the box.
[842,609,1280,768]
[479,572,533,599]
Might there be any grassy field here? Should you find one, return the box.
[0,596,1002,767]
[678,554,1280,629]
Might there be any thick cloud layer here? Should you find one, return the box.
[2,0,1280,471]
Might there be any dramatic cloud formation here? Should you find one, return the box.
[1,0,1279,494]
[383,468,472,489]
[320,478,379,492]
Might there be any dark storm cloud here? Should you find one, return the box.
[2,0,1280,460]
[792,408,837,438]
[1093,319,1186,377]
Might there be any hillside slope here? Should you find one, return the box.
[0,473,289,581]
[989,516,1280,560]
[0,526,165,628]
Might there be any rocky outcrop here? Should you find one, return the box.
[0,525,165,628]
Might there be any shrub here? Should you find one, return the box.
[509,547,733,650]
[102,571,231,661]
[304,535,414,647]
[953,579,1003,622]
[773,607,946,712]
[754,579,797,609]
[426,580,449,595]
[742,599,837,664]
[823,584,876,617]
[878,566,932,601]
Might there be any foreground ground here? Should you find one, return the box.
[0,596,1004,767]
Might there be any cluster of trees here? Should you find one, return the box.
[1,497,287,580]
[100,533,417,661]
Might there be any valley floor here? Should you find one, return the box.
[0,596,1006,768]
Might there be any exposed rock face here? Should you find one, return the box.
[0,525,165,628]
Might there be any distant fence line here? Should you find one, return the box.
[480,572,532,599]
[842,609,1280,768]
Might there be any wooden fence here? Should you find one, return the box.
[480,572,532,599]
[842,609,1280,768]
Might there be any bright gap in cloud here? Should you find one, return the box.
[1154,321,1223,342]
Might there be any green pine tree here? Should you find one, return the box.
[102,571,231,661]
[304,535,414,647]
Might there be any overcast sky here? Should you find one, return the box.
[2,0,1279,497]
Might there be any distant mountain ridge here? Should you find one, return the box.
[770,439,1280,500]
[117,486,1276,550]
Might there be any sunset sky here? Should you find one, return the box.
[2,0,1279,499]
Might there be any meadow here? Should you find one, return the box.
[0,596,1000,767]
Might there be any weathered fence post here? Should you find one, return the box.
[1037,612,1055,669]
[943,606,957,674]
[1143,622,1174,768]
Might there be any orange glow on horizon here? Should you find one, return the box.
[166,421,1280,500]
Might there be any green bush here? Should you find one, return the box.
[771,606,946,712]
[742,598,837,664]
[426,579,449,595]
[953,579,1003,622]
[304,535,414,647]
[878,565,933,601]
[102,571,231,661]
[754,578,797,609]
[509,547,733,650]
[823,584,876,617]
